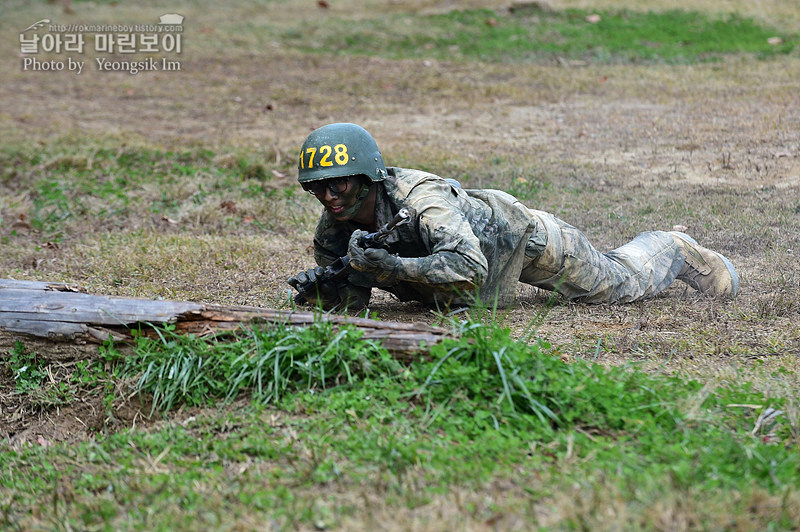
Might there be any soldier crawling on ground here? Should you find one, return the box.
[288,123,739,311]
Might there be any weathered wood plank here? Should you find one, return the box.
[0,279,453,359]
[1,289,203,324]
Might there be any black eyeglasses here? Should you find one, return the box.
[302,176,351,197]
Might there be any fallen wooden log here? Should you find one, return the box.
[0,279,453,361]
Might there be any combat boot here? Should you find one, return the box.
[669,232,739,298]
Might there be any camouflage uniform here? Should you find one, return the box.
[313,168,685,308]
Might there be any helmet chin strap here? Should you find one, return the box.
[332,181,371,220]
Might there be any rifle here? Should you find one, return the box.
[290,208,410,304]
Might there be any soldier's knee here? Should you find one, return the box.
[520,211,564,283]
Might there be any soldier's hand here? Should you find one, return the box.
[287,266,325,291]
[287,266,340,308]
[348,230,399,283]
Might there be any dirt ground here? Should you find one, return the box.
[2,1,800,444]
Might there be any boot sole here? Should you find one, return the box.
[671,232,739,298]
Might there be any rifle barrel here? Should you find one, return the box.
[369,208,410,245]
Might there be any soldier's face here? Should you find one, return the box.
[316,176,364,221]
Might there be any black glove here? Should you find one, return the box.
[287,266,341,309]
[348,230,399,284]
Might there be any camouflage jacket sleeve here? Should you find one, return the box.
[312,213,348,268]
[387,176,489,292]
[311,214,372,311]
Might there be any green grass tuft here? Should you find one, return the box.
[286,8,797,64]
[115,321,402,412]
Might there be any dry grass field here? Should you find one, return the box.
[1,0,800,529]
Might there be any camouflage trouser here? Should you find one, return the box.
[519,210,684,303]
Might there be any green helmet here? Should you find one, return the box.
[297,123,387,184]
